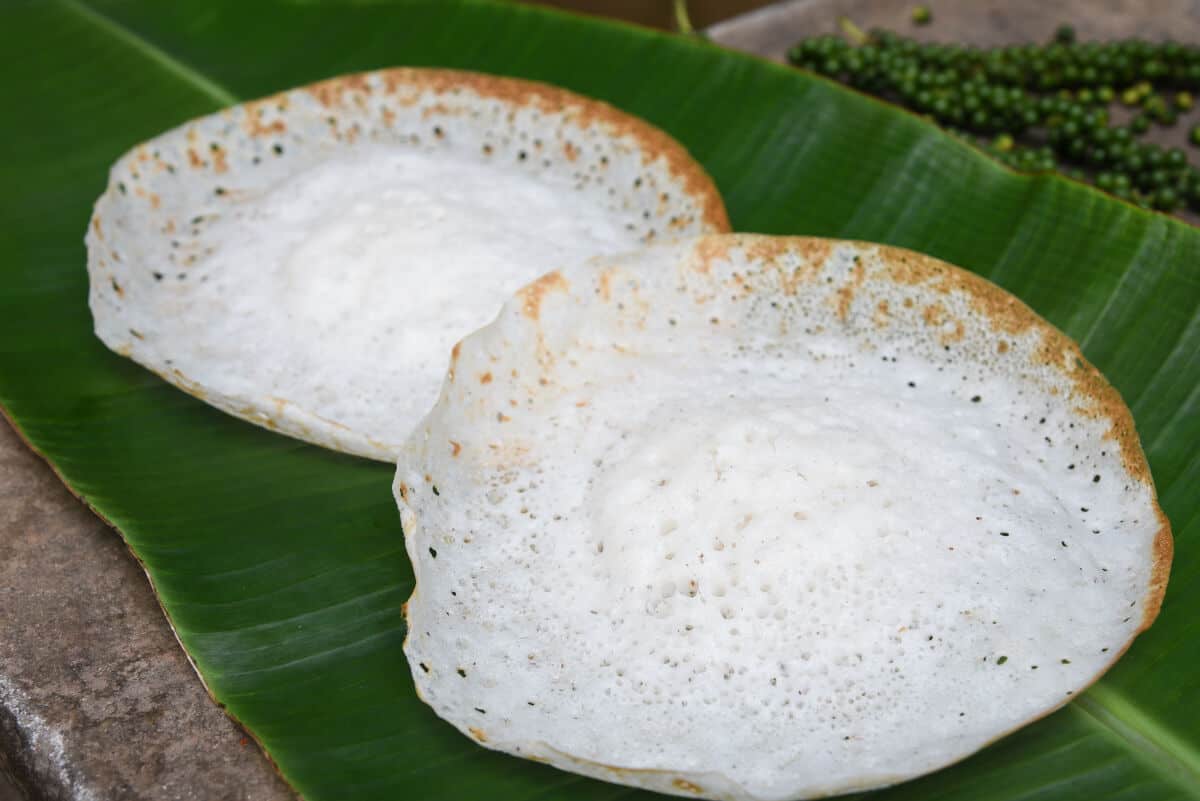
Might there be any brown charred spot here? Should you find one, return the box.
[518,271,570,321]
[244,113,287,138]
[691,236,734,274]
[598,268,617,302]
[825,261,865,320]
[922,302,947,328]
[873,299,891,327]
[479,372,493,384]
[672,779,704,794]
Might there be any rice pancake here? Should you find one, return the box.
[86,68,728,460]
[394,234,1171,801]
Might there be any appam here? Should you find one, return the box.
[86,68,728,460]
[395,234,1171,801]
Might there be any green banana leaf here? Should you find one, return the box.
[2,0,1197,799]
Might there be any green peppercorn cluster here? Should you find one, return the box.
[787,26,1200,212]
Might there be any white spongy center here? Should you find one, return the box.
[152,147,632,444]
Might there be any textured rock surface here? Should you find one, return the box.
[708,0,1200,63]
[0,418,293,801]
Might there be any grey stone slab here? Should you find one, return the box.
[709,0,1200,63]
[0,417,293,801]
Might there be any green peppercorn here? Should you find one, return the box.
[784,26,1200,217]
[1054,25,1076,45]
[911,5,932,26]
[1155,187,1180,211]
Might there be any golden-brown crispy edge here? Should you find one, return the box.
[300,67,730,234]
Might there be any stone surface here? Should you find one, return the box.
[709,0,1200,61]
[0,417,294,801]
[3,2,1198,800]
